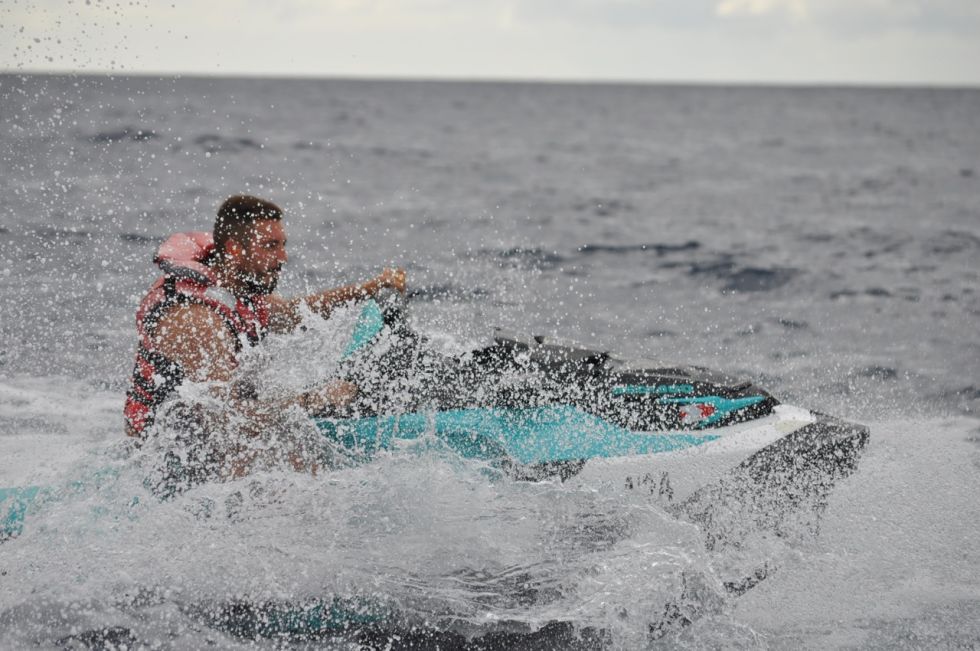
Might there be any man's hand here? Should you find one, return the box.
[273,267,408,332]
[299,380,358,415]
[373,267,407,294]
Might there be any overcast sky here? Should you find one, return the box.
[2,0,979,86]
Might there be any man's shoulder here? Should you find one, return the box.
[150,301,238,378]
[151,302,238,383]
[154,303,233,340]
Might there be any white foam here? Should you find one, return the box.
[733,417,980,647]
[0,377,121,484]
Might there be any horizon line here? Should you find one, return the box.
[3,67,979,92]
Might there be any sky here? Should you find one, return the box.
[2,0,979,86]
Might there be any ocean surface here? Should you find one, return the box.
[0,74,978,649]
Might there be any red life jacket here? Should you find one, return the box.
[124,232,271,436]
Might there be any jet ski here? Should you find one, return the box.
[1,294,869,642]
[321,292,868,550]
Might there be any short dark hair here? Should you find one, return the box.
[213,194,283,253]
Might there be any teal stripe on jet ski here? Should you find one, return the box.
[1,405,723,540]
[1,486,41,539]
[1,468,125,540]
[611,384,695,396]
[656,395,766,428]
[342,300,385,359]
[194,597,390,637]
[317,405,719,465]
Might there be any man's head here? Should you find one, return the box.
[213,195,288,296]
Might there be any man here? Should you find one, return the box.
[124,195,405,474]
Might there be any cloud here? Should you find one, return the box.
[513,0,719,30]
[714,0,980,35]
[716,0,808,19]
[507,0,980,37]
[2,0,978,84]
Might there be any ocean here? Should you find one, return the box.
[0,73,978,649]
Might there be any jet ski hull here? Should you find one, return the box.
[316,402,868,548]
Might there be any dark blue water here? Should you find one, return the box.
[1,74,978,648]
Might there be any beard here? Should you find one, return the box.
[237,268,280,295]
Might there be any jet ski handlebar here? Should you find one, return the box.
[373,287,409,328]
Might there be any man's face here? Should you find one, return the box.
[230,219,288,295]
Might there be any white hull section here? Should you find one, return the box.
[569,405,818,504]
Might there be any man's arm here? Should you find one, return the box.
[151,303,353,477]
[265,267,406,334]
[153,304,351,413]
